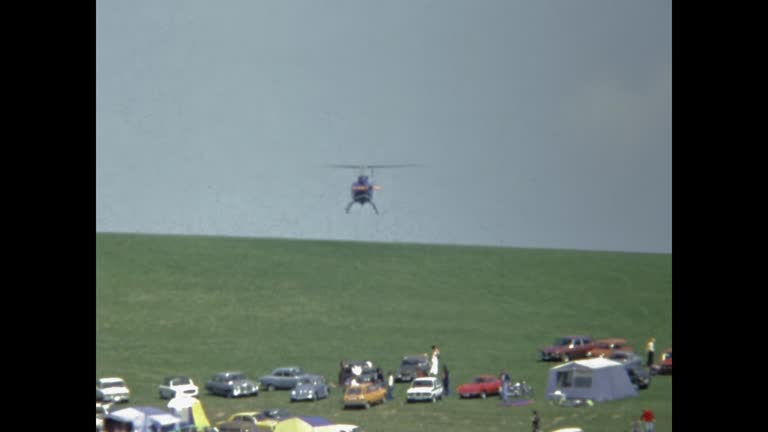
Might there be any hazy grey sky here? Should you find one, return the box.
[97,0,671,253]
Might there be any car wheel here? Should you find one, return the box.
[364,402,370,409]
[431,396,437,403]
[314,392,319,400]
[481,392,487,399]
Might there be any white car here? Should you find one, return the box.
[158,376,199,399]
[96,377,130,403]
[406,377,444,403]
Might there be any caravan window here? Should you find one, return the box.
[573,371,592,388]
[555,371,572,387]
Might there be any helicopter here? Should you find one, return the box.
[330,164,421,214]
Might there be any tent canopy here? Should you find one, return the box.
[274,417,334,432]
[167,395,211,428]
[545,358,637,402]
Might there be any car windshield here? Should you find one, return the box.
[474,377,490,383]
[554,338,573,346]
[346,388,362,395]
[401,358,423,366]
[412,380,432,388]
[169,377,191,385]
[609,353,628,360]
[100,381,125,388]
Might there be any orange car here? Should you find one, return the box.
[586,338,633,358]
[343,383,387,409]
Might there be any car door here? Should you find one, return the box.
[277,370,290,388]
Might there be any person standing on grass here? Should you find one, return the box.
[646,338,656,367]
[386,371,395,400]
[641,409,655,432]
[499,369,511,401]
[442,365,450,396]
[429,345,440,376]
[632,418,643,432]
[531,410,540,432]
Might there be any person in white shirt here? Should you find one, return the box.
[386,371,394,400]
[429,345,440,376]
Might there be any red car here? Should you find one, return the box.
[658,348,672,374]
[457,375,501,399]
[539,335,595,362]
[586,338,633,358]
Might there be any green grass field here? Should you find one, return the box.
[96,233,671,432]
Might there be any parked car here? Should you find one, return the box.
[457,375,502,399]
[291,374,330,401]
[217,420,259,432]
[586,338,633,358]
[395,354,430,382]
[539,335,595,362]
[626,364,651,389]
[607,350,644,365]
[260,366,305,391]
[205,371,259,398]
[406,377,444,403]
[606,350,651,389]
[158,376,199,399]
[654,348,672,375]
[341,361,378,387]
[224,408,292,430]
[96,377,130,403]
[343,382,387,409]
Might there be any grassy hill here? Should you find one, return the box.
[96,233,672,432]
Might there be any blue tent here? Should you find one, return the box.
[544,358,637,402]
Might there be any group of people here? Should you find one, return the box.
[335,344,447,401]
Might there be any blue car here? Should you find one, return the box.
[290,375,330,401]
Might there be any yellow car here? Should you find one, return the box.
[343,382,387,409]
[222,409,292,431]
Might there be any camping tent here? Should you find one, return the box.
[104,406,182,432]
[274,417,334,432]
[544,357,637,402]
[167,395,212,430]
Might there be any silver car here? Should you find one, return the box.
[205,371,259,398]
[291,374,330,401]
[260,366,305,391]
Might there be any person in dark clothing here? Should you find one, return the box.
[646,338,656,368]
[442,365,450,396]
[531,410,540,432]
[376,368,384,384]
